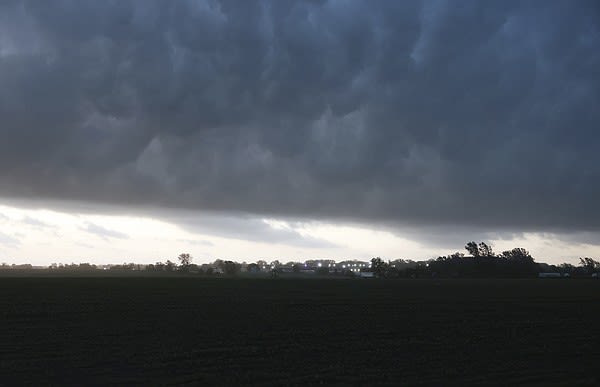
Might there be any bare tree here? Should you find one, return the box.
[178,253,192,272]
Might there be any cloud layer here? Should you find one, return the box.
[0,0,598,234]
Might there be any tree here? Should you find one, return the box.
[465,241,494,258]
[478,242,494,258]
[559,263,576,275]
[371,257,388,278]
[165,260,176,272]
[178,253,192,266]
[270,260,281,268]
[501,248,533,263]
[178,253,192,272]
[217,260,240,276]
[465,242,480,257]
[579,257,600,274]
[256,260,268,267]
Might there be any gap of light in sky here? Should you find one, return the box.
[0,203,596,266]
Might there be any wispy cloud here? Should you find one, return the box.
[172,212,338,249]
[21,216,53,229]
[0,231,20,247]
[178,239,214,247]
[81,222,128,240]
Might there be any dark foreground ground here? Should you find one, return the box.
[1,278,599,385]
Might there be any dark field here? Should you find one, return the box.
[1,278,599,385]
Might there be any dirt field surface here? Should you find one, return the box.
[1,278,599,385]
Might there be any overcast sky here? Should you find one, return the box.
[1,0,599,265]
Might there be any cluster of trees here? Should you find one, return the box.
[0,263,34,270]
[429,243,537,278]
[578,257,600,274]
[546,257,600,276]
[146,254,242,276]
[145,260,178,272]
[367,257,430,278]
[369,242,599,278]
[146,254,196,273]
[213,259,241,275]
[49,263,100,271]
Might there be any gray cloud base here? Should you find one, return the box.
[0,0,599,234]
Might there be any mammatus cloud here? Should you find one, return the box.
[81,222,128,240]
[0,1,598,236]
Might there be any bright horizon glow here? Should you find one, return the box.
[0,203,598,266]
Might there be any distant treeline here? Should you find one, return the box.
[374,243,599,278]
[2,243,599,278]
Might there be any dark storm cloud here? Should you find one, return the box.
[0,0,599,233]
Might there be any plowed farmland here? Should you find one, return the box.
[1,278,599,385]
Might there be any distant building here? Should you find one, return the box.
[538,272,561,278]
